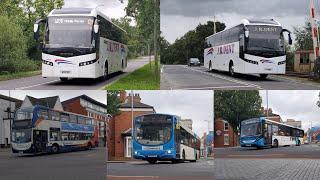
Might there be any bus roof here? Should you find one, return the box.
[48,8,127,33]
[242,117,304,131]
[205,18,282,40]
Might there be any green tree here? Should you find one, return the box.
[0,16,28,73]
[293,21,313,51]
[161,21,226,65]
[214,90,262,134]
[107,91,121,116]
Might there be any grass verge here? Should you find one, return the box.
[0,71,41,81]
[105,62,160,90]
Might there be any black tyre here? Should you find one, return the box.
[60,77,68,82]
[52,144,59,153]
[260,74,268,79]
[229,61,235,77]
[273,139,279,148]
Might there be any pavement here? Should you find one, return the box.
[0,56,152,90]
[107,159,214,180]
[160,65,320,90]
[213,144,320,180]
[0,147,106,180]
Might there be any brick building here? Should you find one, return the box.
[108,92,155,160]
[62,95,108,146]
[214,118,238,148]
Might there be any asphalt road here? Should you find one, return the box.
[0,147,106,180]
[161,65,320,90]
[214,145,320,180]
[107,159,214,180]
[0,56,152,90]
[214,144,320,159]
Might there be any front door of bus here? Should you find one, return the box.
[33,130,48,153]
[265,124,272,146]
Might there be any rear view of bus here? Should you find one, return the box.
[34,8,128,81]
[133,114,200,164]
[204,19,292,79]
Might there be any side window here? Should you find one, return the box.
[70,114,78,124]
[51,111,60,121]
[50,128,61,141]
[61,113,69,122]
[61,132,69,141]
[272,124,279,136]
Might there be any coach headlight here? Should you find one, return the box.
[167,150,172,154]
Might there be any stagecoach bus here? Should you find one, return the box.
[133,114,201,164]
[240,117,304,149]
[34,8,128,81]
[204,19,292,79]
[11,105,98,154]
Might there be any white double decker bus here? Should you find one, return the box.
[34,8,128,81]
[204,19,292,79]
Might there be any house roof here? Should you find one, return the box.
[62,94,107,109]
[0,94,23,108]
[119,100,154,109]
[26,95,59,109]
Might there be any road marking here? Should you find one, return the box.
[181,66,263,89]
[179,85,254,90]
[15,80,60,90]
[107,175,159,179]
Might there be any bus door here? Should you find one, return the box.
[264,123,272,145]
[175,122,181,158]
[33,130,48,153]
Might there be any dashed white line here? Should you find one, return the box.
[15,80,60,90]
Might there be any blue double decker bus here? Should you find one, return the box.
[133,114,200,164]
[240,117,304,149]
[11,105,98,155]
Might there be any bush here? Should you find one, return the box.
[0,15,39,73]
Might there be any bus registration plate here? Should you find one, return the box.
[142,146,163,150]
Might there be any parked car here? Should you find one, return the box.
[188,58,201,66]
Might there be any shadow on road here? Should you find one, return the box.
[46,72,124,87]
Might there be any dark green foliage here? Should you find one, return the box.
[107,91,121,116]
[214,90,262,133]
[161,21,226,65]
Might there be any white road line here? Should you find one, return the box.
[182,65,263,89]
[107,175,159,179]
[179,85,255,90]
[15,80,60,90]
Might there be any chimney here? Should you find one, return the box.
[119,91,126,103]
[127,93,141,103]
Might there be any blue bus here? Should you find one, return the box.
[11,105,99,155]
[240,117,304,149]
[133,114,200,164]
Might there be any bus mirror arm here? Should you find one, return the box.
[34,19,46,41]
[282,29,292,45]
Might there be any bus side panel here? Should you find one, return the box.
[204,47,214,69]
[100,37,127,75]
[180,144,196,160]
[273,135,296,146]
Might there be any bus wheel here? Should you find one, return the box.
[296,140,301,146]
[273,140,279,148]
[209,61,212,72]
[147,159,157,164]
[104,62,108,80]
[60,77,68,82]
[229,61,235,77]
[260,74,268,79]
[52,144,59,153]
[182,150,186,162]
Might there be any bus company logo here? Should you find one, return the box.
[260,59,274,64]
[217,44,234,55]
[55,59,74,65]
[206,48,214,56]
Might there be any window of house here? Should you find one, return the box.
[224,122,229,131]
[224,134,230,145]
[300,53,310,64]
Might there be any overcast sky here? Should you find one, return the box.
[63,0,128,19]
[161,0,310,43]
[132,91,214,137]
[0,90,107,105]
[260,90,320,131]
